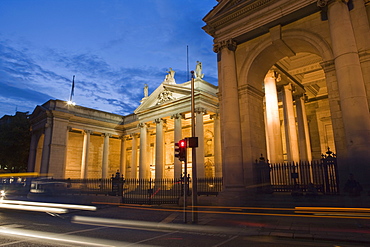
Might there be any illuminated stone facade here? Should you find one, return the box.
[203,0,370,201]
[27,71,221,180]
[28,1,370,204]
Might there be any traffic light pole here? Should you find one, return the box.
[183,155,187,223]
[190,71,198,223]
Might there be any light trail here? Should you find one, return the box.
[72,215,245,235]
[116,204,370,220]
[0,203,67,214]
[0,199,96,211]
[0,227,154,247]
[295,206,370,217]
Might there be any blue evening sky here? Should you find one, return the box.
[0,0,218,117]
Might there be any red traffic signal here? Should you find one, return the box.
[174,139,187,161]
[179,139,186,148]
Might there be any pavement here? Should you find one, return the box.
[3,192,370,246]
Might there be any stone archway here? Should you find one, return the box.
[235,28,345,189]
[239,28,340,161]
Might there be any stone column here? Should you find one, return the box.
[211,114,222,177]
[295,95,312,162]
[119,135,127,178]
[139,123,150,179]
[195,108,206,178]
[81,130,91,179]
[172,113,183,179]
[46,118,69,178]
[35,135,43,173]
[130,133,139,179]
[282,83,300,162]
[264,70,284,163]
[350,0,370,110]
[213,39,244,191]
[327,0,370,185]
[40,118,52,174]
[154,118,165,180]
[27,131,40,172]
[102,133,110,178]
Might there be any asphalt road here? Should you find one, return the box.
[0,201,368,247]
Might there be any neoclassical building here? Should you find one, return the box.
[27,66,221,181]
[203,0,370,201]
[28,0,370,204]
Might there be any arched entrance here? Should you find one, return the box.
[204,0,370,204]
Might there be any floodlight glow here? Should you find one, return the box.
[67,100,76,106]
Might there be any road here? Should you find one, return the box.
[0,200,369,246]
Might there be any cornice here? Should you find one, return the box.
[204,0,319,43]
[206,0,274,30]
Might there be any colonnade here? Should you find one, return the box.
[210,0,370,195]
[73,110,222,180]
[264,70,312,163]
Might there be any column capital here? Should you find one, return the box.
[265,70,281,82]
[119,135,130,141]
[171,113,184,119]
[138,122,148,128]
[213,39,237,53]
[317,0,330,7]
[293,93,308,101]
[210,113,220,120]
[102,133,112,138]
[83,129,92,134]
[130,133,139,138]
[154,118,166,124]
[320,60,335,73]
[282,82,293,91]
[195,107,207,115]
[317,0,349,8]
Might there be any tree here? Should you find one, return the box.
[0,112,31,172]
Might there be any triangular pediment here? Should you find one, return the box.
[134,82,192,114]
[134,78,218,115]
[203,0,248,21]
[29,101,52,122]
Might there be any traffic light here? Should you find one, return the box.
[174,139,187,161]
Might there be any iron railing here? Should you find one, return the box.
[19,176,223,204]
[255,149,339,194]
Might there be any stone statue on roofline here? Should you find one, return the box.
[164,67,176,84]
[195,61,204,79]
[144,84,148,98]
[140,84,149,103]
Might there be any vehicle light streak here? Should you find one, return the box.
[117,205,370,220]
[295,207,370,212]
[72,216,245,235]
[0,227,145,247]
[0,199,96,211]
[295,207,370,217]
[0,203,67,214]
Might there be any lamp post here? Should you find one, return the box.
[190,71,198,223]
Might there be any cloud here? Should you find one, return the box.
[0,0,218,118]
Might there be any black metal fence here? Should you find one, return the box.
[255,149,339,195]
[22,176,223,205]
[122,178,181,204]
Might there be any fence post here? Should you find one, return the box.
[148,178,153,205]
[321,148,338,194]
[254,154,272,194]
